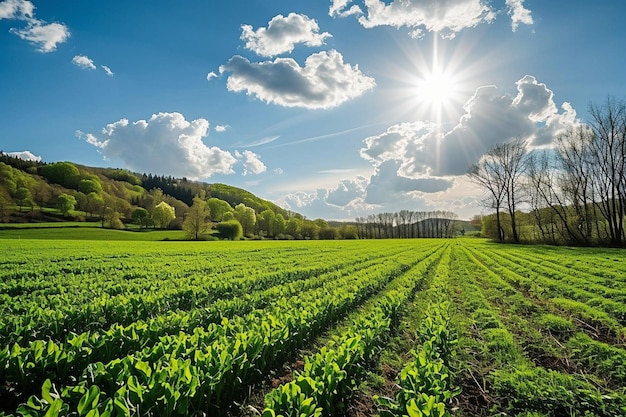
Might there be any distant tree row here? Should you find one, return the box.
[354,210,458,239]
[468,96,626,247]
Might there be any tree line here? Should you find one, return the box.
[468,96,626,247]
[354,210,458,239]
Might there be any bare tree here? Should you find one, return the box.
[468,151,506,242]
[469,138,527,243]
[588,96,626,246]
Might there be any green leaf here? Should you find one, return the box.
[44,398,63,417]
[406,399,424,417]
[41,379,57,405]
[77,385,100,416]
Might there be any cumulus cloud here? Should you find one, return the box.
[360,75,578,178]
[5,150,41,161]
[241,13,331,57]
[10,19,70,52]
[2,1,70,52]
[236,150,267,175]
[219,49,375,109]
[77,112,238,179]
[360,0,495,38]
[72,55,96,70]
[506,0,533,31]
[214,124,229,132]
[274,76,574,219]
[206,71,218,81]
[331,0,533,38]
[326,176,368,207]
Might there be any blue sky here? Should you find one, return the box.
[1,0,625,220]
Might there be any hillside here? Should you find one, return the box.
[0,153,306,238]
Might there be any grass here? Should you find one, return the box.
[0,225,188,241]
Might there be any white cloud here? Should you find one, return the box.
[206,71,218,81]
[219,49,375,109]
[325,176,368,207]
[6,150,41,161]
[101,65,114,76]
[273,76,574,220]
[77,112,239,179]
[241,13,331,57]
[72,55,96,70]
[506,0,533,31]
[331,0,533,37]
[236,150,267,175]
[359,76,578,178]
[273,168,284,175]
[329,0,362,17]
[214,124,229,132]
[0,0,34,19]
[364,161,454,205]
[10,19,70,52]
[357,0,496,39]
[2,0,70,52]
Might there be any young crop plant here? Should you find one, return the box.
[262,245,449,417]
[374,248,460,417]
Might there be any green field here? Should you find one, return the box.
[1,238,625,416]
[0,224,188,241]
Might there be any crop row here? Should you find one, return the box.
[463,245,626,341]
[374,245,459,417]
[0,246,438,410]
[262,244,448,416]
[450,242,626,416]
[6,242,448,416]
[1,244,415,346]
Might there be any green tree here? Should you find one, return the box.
[257,209,276,237]
[131,207,151,228]
[15,187,33,212]
[300,220,320,240]
[0,194,9,221]
[339,224,359,239]
[40,162,80,189]
[319,227,338,240]
[216,219,243,240]
[183,197,211,240]
[56,193,76,216]
[222,211,235,221]
[207,198,233,222]
[108,211,125,229]
[285,217,300,238]
[86,192,104,218]
[78,178,102,194]
[152,201,176,229]
[234,203,256,236]
[274,213,286,236]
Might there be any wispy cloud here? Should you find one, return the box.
[269,122,386,148]
[239,135,280,148]
[72,55,114,76]
[101,65,114,76]
[318,168,358,175]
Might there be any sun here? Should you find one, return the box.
[416,68,458,109]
